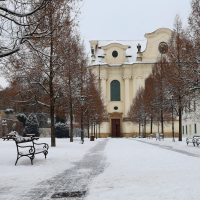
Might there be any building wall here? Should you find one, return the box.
[90,28,178,138]
[39,128,51,137]
[182,100,200,137]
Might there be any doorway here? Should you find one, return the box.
[112,119,120,137]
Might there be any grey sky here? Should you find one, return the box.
[79,0,191,54]
[0,0,192,88]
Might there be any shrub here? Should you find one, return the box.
[55,122,69,138]
[24,113,40,137]
[17,113,27,128]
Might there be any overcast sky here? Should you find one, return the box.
[79,0,191,54]
[0,0,192,88]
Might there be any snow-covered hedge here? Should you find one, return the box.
[24,113,40,137]
[55,122,69,138]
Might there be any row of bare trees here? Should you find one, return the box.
[0,0,107,146]
[128,0,200,141]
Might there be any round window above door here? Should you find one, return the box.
[114,106,118,110]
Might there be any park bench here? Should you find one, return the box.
[186,134,200,146]
[138,134,142,138]
[156,133,164,141]
[147,134,153,139]
[13,136,49,165]
[160,133,164,140]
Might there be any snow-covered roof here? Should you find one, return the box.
[91,40,147,66]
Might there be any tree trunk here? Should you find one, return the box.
[50,1,55,147]
[150,115,153,135]
[144,117,146,138]
[50,99,55,147]
[161,110,164,137]
[179,106,182,141]
[139,121,140,136]
[93,121,95,138]
[70,98,73,142]
[88,121,89,138]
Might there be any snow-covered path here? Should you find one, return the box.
[0,138,108,200]
[1,137,200,200]
[86,138,200,200]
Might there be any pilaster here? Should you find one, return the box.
[123,75,132,117]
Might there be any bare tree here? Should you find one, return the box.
[83,70,107,138]
[2,0,83,147]
[0,0,52,58]
[143,75,158,135]
[128,87,147,137]
[163,14,192,141]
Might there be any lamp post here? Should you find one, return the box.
[80,96,85,144]
[170,96,175,142]
[95,114,98,139]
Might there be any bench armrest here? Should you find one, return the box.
[33,142,49,150]
[17,145,35,155]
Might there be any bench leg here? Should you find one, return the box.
[43,151,48,159]
[30,157,34,165]
[15,156,20,165]
[15,154,35,165]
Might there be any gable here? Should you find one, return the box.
[142,28,172,62]
[101,43,130,65]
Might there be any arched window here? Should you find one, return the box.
[111,80,120,101]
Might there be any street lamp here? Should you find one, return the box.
[80,96,85,144]
[170,96,175,142]
[95,114,98,139]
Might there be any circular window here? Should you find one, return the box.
[112,50,118,58]
[158,42,168,54]
[114,106,118,110]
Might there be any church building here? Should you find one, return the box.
[89,28,174,138]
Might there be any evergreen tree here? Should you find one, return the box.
[24,113,40,137]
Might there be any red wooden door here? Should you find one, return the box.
[112,119,120,137]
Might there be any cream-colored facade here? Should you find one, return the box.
[90,28,178,138]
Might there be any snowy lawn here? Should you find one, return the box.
[85,137,200,200]
[1,137,200,200]
[0,137,100,192]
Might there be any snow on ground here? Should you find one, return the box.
[1,137,200,199]
[0,137,100,192]
[85,137,200,200]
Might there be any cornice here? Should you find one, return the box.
[123,75,132,80]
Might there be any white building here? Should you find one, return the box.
[182,99,199,137]
[89,28,178,138]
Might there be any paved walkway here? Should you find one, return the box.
[137,139,200,158]
[19,139,109,200]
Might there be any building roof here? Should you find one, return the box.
[90,39,147,66]
[90,28,172,66]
